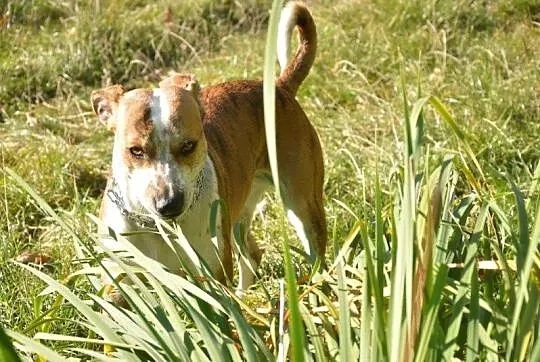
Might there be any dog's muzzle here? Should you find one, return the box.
[155,192,184,219]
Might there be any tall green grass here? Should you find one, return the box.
[6,91,539,360]
[2,0,540,361]
[0,0,269,113]
[263,1,305,361]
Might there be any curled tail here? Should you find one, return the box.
[276,1,317,95]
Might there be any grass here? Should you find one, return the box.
[1,0,539,360]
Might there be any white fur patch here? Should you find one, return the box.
[287,209,314,263]
[277,2,296,74]
[151,88,172,136]
[101,156,223,277]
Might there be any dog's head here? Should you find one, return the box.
[91,74,207,219]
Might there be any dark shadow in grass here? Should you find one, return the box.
[74,168,108,199]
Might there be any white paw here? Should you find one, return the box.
[234,289,247,298]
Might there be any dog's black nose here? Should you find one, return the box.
[155,192,184,218]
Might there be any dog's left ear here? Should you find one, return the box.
[90,85,125,131]
[159,73,200,99]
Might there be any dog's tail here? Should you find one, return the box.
[276,1,317,95]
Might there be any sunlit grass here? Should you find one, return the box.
[1,0,539,360]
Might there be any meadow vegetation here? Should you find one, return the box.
[1,0,539,360]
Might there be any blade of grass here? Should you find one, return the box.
[508,178,529,272]
[120,285,181,360]
[484,201,516,298]
[69,348,118,362]
[360,261,372,361]
[428,96,485,188]
[413,263,448,362]
[5,167,85,245]
[530,334,540,362]
[506,201,540,361]
[89,295,153,346]
[360,220,387,359]
[103,229,225,313]
[299,304,326,360]
[183,296,237,361]
[389,124,416,362]
[218,294,272,362]
[409,97,427,158]
[465,262,479,361]
[399,56,410,150]
[0,324,21,362]
[373,169,387,360]
[33,333,140,350]
[407,174,440,362]
[374,170,385,302]
[328,222,361,273]
[415,160,455,361]
[526,161,540,210]
[278,279,286,362]
[335,240,352,361]
[516,286,539,361]
[263,0,305,360]
[144,274,198,361]
[478,323,500,361]
[14,262,123,344]
[97,240,182,361]
[442,203,489,360]
[7,330,67,362]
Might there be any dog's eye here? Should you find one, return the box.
[180,140,196,156]
[129,147,145,159]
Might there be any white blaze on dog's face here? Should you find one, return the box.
[93,82,207,218]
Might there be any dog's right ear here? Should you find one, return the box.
[159,73,200,98]
[90,85,125,131]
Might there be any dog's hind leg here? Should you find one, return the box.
[235,175,270,293]
[276,129,327,267]
[282,195,327,267]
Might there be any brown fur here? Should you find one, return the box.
[201,81,327,274]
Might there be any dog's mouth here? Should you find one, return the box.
[126,208,181,229]
[159,210,182,220]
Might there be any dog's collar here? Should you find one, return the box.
[106,179,156,229]
[190,165,208,210]
[106,167,207,229]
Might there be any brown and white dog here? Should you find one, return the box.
[91,1,326,293]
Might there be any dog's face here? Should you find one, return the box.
[91,74,207,219]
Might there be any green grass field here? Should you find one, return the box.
[1,0,539,360]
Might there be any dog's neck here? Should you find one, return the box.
[106,156,215,230]
[106,179,155,228]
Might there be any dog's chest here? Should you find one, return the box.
[101,159,223,275]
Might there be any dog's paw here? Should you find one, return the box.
[234,289,248,299]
